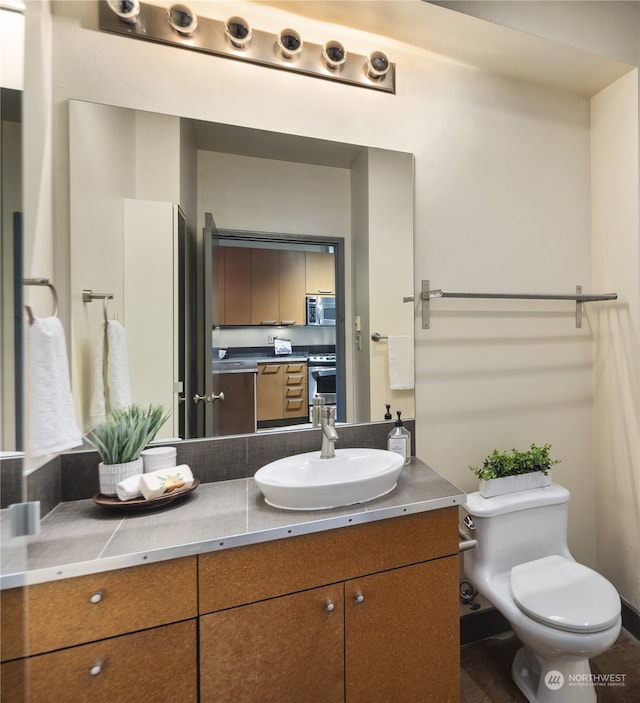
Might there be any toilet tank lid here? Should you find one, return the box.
[464,484,569,517]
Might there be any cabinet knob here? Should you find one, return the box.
[325,600,336,612]
[193,393,210,404]
[89,590,104,604]
[89,660,104,676]
[355,591,365,604]
[212,391,225,403]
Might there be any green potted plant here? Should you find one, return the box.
[469,443,560,498]
[87,404,171,496]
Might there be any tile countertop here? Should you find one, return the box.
[0,459,465,590]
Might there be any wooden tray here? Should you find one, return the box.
[93,479,199,511]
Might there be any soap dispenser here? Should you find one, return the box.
[388,411,411,464]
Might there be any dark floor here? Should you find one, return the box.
[460,628,640,703]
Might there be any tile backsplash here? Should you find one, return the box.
[1,420,414,518]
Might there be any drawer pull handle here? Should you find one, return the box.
[325,600,336,612]
[90,660,104,676]
[89,590,104,604]
[355,591,365,604]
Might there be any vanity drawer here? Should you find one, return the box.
[198,508,458,614]
[286,363,305,374]
[25,620,197,703]
[25,557,197,655]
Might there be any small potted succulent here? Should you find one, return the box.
[469,443,560,498]
[87,404,171,496]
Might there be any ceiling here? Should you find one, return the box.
[261,1,634,96]
[191,119,366,168]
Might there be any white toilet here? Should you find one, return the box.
[462,484,621,703]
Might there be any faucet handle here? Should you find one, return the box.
[312,396,325,427]
[321,405,335,421]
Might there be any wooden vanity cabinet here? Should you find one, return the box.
[25,620,196,703]
[345,558,459,702]
[1,557,198,703]
[198,509,460,703]
[200,584,345,703]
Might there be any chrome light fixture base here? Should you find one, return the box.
[99,1,395,94]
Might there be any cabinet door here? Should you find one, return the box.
[306,251,335,294]
[224,247,251,324]
[345,557,459,703]
[256,363,282,420]
[26,620,197,703]
[200,585,344,703]
[278,249,306,324]
[251,248,279,325]
[212,371,256,435]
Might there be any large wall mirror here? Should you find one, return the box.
[1,98,415,454]
[69,99,415,442]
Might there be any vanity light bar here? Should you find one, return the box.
[98,1,396,94]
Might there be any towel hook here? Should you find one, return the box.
[23,278,59,324]
[82,289,114,323]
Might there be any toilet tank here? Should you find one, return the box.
[462,485,572,583]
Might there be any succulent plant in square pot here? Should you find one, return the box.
[469,443,560,498]
[86,404,171,496]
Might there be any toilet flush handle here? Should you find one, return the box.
[464,515,476,530]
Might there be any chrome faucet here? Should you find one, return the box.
[320,406,338,459]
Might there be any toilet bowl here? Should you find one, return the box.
[462,485,621,703]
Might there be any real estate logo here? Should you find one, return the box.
[544,670,565,690]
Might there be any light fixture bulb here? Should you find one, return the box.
[365,51,390,80]
[106,0,140,24]
[276,28,303,59]
[167,4,198,36]
[225,17,252,49]
[322,40,347,70]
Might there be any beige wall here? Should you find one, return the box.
[69,102,181,433]
[591,69,640,612]
[21,1,640,609]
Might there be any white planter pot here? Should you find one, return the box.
[479,470,552,498]
[98,457,144,496]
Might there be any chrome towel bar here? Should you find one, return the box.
[23,278,59,324]
[82,289,114,323]
[421,280,617,329]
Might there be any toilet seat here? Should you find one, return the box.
[510,555,620,633]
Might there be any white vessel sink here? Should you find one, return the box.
[254,448,404,510]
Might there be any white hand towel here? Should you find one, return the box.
[116,473,144,501]
[89,322,107,420]
[106,320,131,411]
[387,335,415,390]
[90,320,131,420]
[28,316,83,457]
